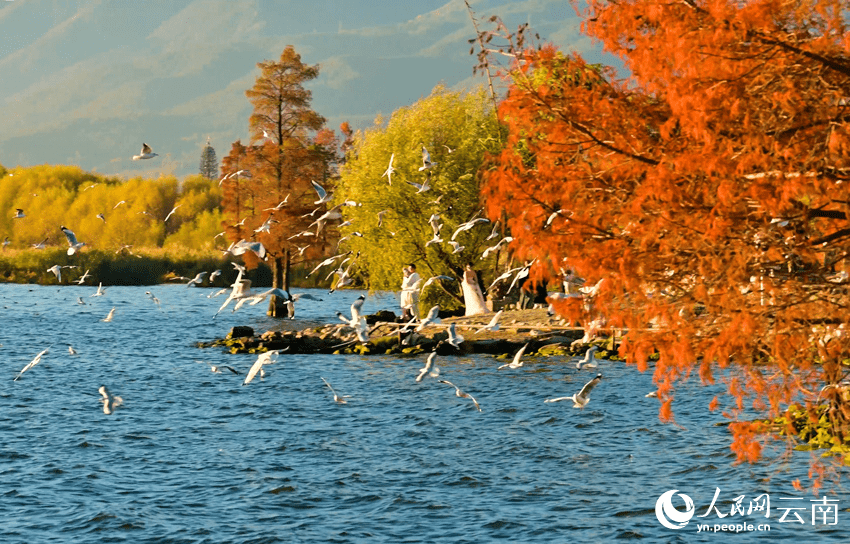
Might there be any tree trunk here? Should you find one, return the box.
[267,249,291,317]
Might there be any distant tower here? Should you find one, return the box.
[199,138,218,179]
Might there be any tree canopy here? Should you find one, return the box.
[480,0,850,482]
[333,85,503,310]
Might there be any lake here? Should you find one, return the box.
[0,283,846,542]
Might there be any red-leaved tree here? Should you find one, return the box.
[480,0,850,487]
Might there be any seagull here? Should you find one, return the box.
[68,345,77,355]
[487,267,524,292]
[451,217,490,240]
[77,297,86,305]
[418,275,454,294]
[448,241,464,254]
[113,200,127,210]
[96,213,106,223]
[416,352,440,382]
[98,385,124,414]
[507,261,535,294]
[545,374,602,408]
[377,209,389,227]
[485,222,500,240]
[102,307,116,322]
[576,346,600,369]
[350,294,366,320]
[498,343,529,370]
[311,180,333,204]
[132,143,158,160]
[243,350,281,386]
[381,154,395,185]
[419,146,438,171]
[14,347,50,381]
[164,205,181,222]
[60,226,85,255]
[91,282,106,297]
[415,305,441,331]
[254,216,278,234]
[32,238,48,250]
[197,361,239,375]
[2,237,9,248]
[446,323,464,348]
[307,251,351,277]
[209,269,222,282]
[145,291,161,308]
[264,195,290,211]
[226,239,267,260]
[425,233,443,247]
[481,237,513,260]
[438,380,481,412]
[475,310,503,334]
[545,208,565,228]
[406,177,431,194]
[321,377,351,403]
[186,271,209,287]
[46,264,75,283]
[83,183,99,191]
[13,208,25,219]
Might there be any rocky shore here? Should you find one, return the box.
[198,308,621,360]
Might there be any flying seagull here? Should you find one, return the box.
[416,352,440,383]
[197,361,239,375]
[91,282,106,297]
[98,385,124,414]
[164,205,181,222]
[419,146,438,171]
[243,350,281,386]
[60,226,85,255]
[545,374,602,408]
[14,208,25,219]
[446,323,464,348]
[438,380,482,412]
[576,346,600,370]
[381,154,395,185]
[75,269,91,284]
[102,307,116,322]
[132,143,158,160]
[311,180,333,204]
[498,343,529,370]
[321,377,351,404]
[14,347,50,381]
[474,310,503,334]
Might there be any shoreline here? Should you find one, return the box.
[198,308,620,359]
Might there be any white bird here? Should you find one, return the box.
[226,239,267,260]
[576,346,600,369]
[475,310,503,334]
[186,271,209,287]
[98,385,124,414]
[311,180,333,204]
[415,305,441,331]
[425,233,443,247]
[438,380,481,412]
[418,275,454,294]
[377,210,389,227]
[307,251,351,277]
[113,200,127,210]
[264,195,290,211]
[96,213,106,223]
[545,374,602,408]
[498,343,529,370]
[209,269,222,282]
[381,154,395,185]
[60,226,85,255]
[506,261,535,294]
[83,183,99,191]
[485,222,500,240]
[32,238,48,250]
[77,297,86,305]
[68,345,77,355]
[481,237,513,260]
[328,253,359,293]
[419,146,438,171]
[197,361,239,375]
[321,377,351,403]
[14,347,50,381]
[14,208,25,219]
[164,205,181,222]
[243,350,281,386]
[545,208,565,228]
[416,352,440,382]
[102,307,116,322]
[487,266,524,292]
[446,323,464,348]
[91,282,106,297]
[448,241,464,254]
[451,217,490,241]
[406,177,431,194]
[350,294,366,320]
[2,236,9,248]
[254,216,278,234]
[145,290,161,308]
[132,143,158,160]
[46,265,64,283]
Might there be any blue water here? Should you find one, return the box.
[0,283,847,543]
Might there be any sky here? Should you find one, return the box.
[0,0,609,179]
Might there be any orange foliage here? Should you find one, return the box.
[479,0,850,478]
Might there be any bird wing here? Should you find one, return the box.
[61,227,78,246]
[141,143,152,154]
[512,343,528,366]
[578,375,602,398]
[311,180,327,200]
[243,358,264,385]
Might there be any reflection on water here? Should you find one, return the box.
[0,284,846,542]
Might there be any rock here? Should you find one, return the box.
[366,310,397,324]
[227,326,254,339]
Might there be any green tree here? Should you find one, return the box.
[199,138,218,180]
[333,85,503,311]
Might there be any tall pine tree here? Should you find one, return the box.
[199,138,218,180]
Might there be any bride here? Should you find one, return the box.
[461,264,488,316]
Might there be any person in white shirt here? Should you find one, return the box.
[400,264,421,321]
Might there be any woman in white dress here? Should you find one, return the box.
[462,264,488,316]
